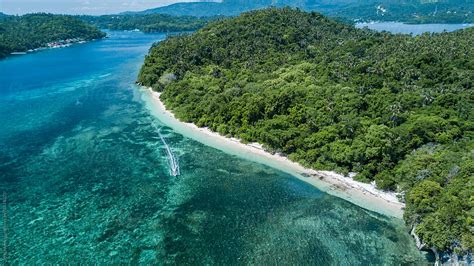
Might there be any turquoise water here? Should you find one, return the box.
[0,31,428,264]
[356,22,473,35]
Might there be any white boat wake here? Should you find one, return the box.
[153,124,180,176]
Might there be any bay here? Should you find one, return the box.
[356,21,473,35]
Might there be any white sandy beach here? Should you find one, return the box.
[141,87,405,219]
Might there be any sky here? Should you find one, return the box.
[0,0,208,15]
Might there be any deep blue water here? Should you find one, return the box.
[356,22,473,35]
[0,31,428,263]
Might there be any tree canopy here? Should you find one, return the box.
[78,14,214,33]
[0,13,105,59]
[138,8,474,255]
[134,0,474,23]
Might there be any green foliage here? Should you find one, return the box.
[134,0,474,23]
[403,145,474,252]
[406,180,442,219]
[0,13,105,58]
[332,0,474,23]
[79,14,213,33]
[138,8,474,253]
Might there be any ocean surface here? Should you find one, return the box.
[0,31,429,263]
[356,22,473,35]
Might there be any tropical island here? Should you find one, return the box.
[134,0,474,24]
[138,8,474,260]
[3,0,472,60]
[0,13,105,59]
[78,14,213,33]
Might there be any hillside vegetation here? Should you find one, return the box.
[138,8,474,255]
[0,13,105,58]
[79,14,213,33]
[135,0,474,23]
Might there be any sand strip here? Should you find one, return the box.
[141,87,405,219]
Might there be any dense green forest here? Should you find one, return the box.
[135,0,474,23]
[335,0,474,24]
[138,8,474,256]
[0,13,105,59]
[79,14,213,33]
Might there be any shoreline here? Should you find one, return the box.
[8,38,100,58]
[141,87,405,219]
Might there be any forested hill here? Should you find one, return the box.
[135,0,474,23]
[78,14,213,33]
[0,14,106,59]
[334,0,474,23]
[138,8,474,256]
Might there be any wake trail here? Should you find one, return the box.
[153,124,180,176]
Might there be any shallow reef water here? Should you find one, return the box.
[0,31,429,264]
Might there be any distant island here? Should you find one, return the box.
[132,0,474,24]
[78,14,214,33]
[138,8,474,260]
[3,0,472,59]
[0,13,106,59]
